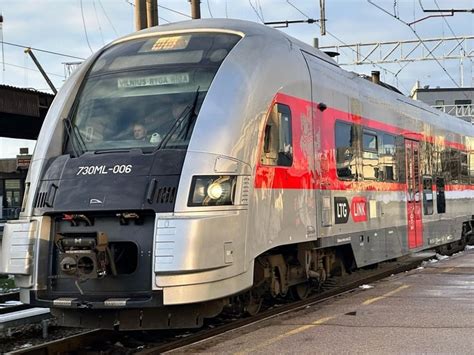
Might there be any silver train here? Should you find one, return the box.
[1,19,474,329]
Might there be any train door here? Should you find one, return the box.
[405,140,423,248]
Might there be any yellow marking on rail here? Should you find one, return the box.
[235,316,335,355]
[237,285,409,354]
[442,267,454,273]
[362,284,409,305]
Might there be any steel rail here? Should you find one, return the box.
[6,254,432,354]
[141,255,432,354]
[0,291,19,304]
[7,329,117,354]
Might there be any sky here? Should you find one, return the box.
[0,0,473,158]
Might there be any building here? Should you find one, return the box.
[0,84,54,139]
[411,82,474,124]
[0,84,52,229]
[0,152,30,223]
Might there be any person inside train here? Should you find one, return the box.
[151,100,189,145]
[133,122,148,141]
[133,120,164,145]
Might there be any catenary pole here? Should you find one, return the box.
[319,0,326,35]
[135,0,147,31]
[190,0,201,19]
[146,0,158,27]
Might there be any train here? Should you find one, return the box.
[1,19,473,330]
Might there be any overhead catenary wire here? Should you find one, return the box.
[158,16,171,24]
[286,0,310,18]
[98,0,119,36]
[1,41,85,60]
[80,0,94,53]
[323,30,408,91]
[282,1,405,91]
[367,0,466,92]
[206,0,214,18]
[257,0,265,22]
[0,14,5,72]
[3,61,64,78]
[432,0,472,84]
[248,0,264,23]
[428,0,467,50]
[123,0,181,22]
[393,0,399,18]
[93,0,105,45]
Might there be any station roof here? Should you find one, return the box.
[0,84,54,140]
[414,87,474,93]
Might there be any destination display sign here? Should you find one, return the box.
[118,73,189,89]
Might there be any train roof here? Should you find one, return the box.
[111,19,473,140]
[112,18,337,66]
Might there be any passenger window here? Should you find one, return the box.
[449,149,461,183]
[442,148,461,184]
[422,177,433,215]
[362,130,378,180]
[335,121,357,179]
[460,152,469,183]
[363,132,378,151]
[260,103,293,167]
[420,141,433,176]
[455,99,472,108]
[379,133,398,182]
[436,177,446,214]
[433,144,443,176]
[470,152,474,184]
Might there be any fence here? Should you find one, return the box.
[432,104,474,123]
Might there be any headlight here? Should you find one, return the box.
[188,176,236,206]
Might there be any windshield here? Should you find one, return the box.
[66,32,241,153]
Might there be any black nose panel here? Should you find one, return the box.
[35,149,186,213]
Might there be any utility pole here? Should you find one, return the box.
[135,0,147,31]
[190,0,201,19]
[146,0,158,27]
[319,0,326,35]
[0,13,5,72]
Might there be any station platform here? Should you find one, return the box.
[172,248,474,354]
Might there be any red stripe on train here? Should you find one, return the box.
[254,93,472,190]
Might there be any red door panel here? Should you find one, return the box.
[405,140,423,248]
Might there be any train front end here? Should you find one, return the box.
[0,24,255,329]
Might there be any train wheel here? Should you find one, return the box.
[290,282,311,300]
[243,290,263,316]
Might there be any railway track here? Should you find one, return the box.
[0,291,23,315]
[0,290,51,339]
[5,252,435,354]
[0,291,20,304]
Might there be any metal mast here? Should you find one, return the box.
[24,48,57,94]
[190,0,201,19]
[319,0,326,35]
[135,0,147,31]
[146,0,158,27]
[319,36,474,65]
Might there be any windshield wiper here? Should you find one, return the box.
[64,117,87,157]
[157,87,200,150]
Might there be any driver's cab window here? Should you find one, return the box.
[260,103,293,167]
